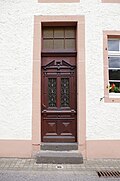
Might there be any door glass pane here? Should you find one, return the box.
[48,78,57,107]
[54,39,64,49]
[54,27,64,38]
[61,78,70,107]
[43,28,53,38]
[65,27,75,38]
[108,40,119,51]
[43,39,54,49]
[109,57,120,68]
[65,39,75,50]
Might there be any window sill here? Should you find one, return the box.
[109,93,120,98]
[38,0,79,3]
[104,93,120,103]
[102,0,120,3]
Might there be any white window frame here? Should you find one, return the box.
[108,38,120,97]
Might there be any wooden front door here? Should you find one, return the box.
[41,56,77,142]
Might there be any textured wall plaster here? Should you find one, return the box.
[0,0,120,139]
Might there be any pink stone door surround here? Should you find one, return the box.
[32,15,86,157]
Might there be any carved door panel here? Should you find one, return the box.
[41,57,77,142]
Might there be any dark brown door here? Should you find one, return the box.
[41,56,77,142]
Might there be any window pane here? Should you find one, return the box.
[108,40,119,51]
[43,28,53,38]
[65,27,75,38]
[65,39,75,49]
[61,78,70,107]
[48,78,57,107]
[109,70,120,80]
[54,39,64,49]
[43,39,53,49]
[54,27,64,38]
[109,82,120,93]
[109,57,120,68]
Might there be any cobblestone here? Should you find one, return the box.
[0,158,120,172]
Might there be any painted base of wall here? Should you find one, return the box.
[86,140,120,158]
[0,140,32,158]
[0,140,120,158]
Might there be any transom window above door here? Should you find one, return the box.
[42,26,76,52]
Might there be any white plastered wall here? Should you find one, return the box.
[0,0,120,140]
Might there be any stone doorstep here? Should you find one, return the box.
[36,151,83,164]
[41,143,78,151]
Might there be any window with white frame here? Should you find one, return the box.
[108,39,120,93]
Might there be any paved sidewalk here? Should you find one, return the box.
[0,158,120,172]
[0,159,120,181]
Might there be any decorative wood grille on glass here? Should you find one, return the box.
[48,78,57,107]
[43,27,76,51]
[61,78,70,107]
[108,39,120,93]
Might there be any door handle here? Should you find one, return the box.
[42,104,46,109]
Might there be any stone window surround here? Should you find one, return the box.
[103,31,120,103]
